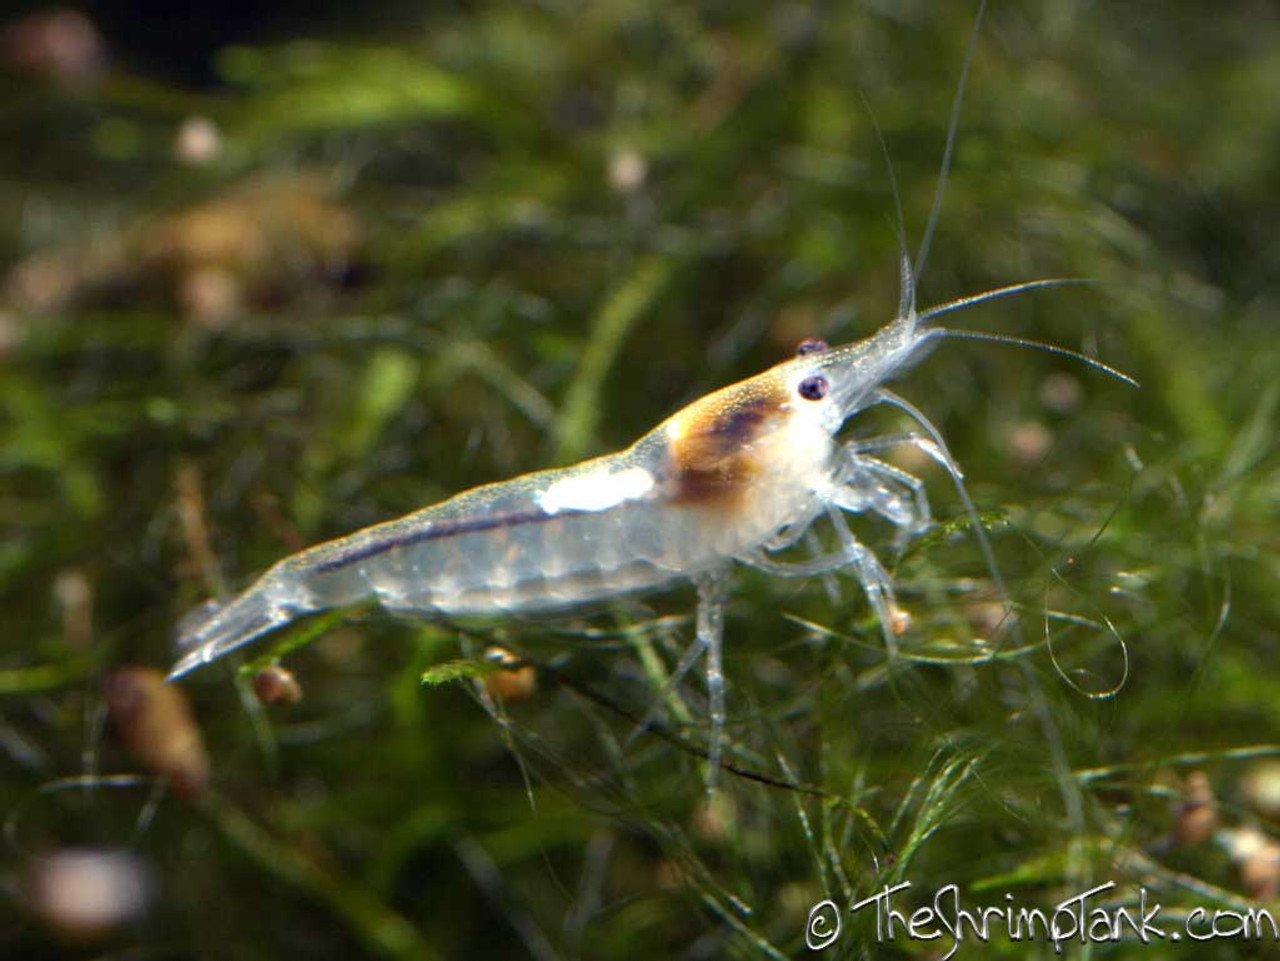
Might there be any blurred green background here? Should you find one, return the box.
[1,1,1278,958]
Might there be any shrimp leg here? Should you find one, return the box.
[843,440,934,537]
[623,571,731,790]
[870,386,1021,631]
[822,506,904,647]
[696,571,729,792]
[867,390,965,480]
[739,542,862,578]
[739,505,905,649]
[624,617,712,750]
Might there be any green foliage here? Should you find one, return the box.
[1,1,1278,959]
[420,656,501,688]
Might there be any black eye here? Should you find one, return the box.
[795,338,828,356]
[797,375,828,401]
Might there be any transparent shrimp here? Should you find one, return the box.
[169,333,918,683]
[169,0,1136,788]
[169,295,1134,775]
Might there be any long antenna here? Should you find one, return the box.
[927,327,1139,387]
[918,277,1091,322]
[858,90,913,320]
[916,277,1138,385]
[912,0,989,301]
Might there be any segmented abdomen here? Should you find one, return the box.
[169,435,814,679]
[293,490,722,615]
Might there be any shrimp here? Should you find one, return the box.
[168,294,1133,773]
[168,0,1135,787]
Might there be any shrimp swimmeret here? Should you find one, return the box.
[168,1,1136,786]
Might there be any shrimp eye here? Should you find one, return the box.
[797,375,829,401]
[796,338,828,356]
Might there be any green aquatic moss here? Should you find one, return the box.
[0,2,1277,958]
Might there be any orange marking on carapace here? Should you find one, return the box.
[661,371,792,507]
